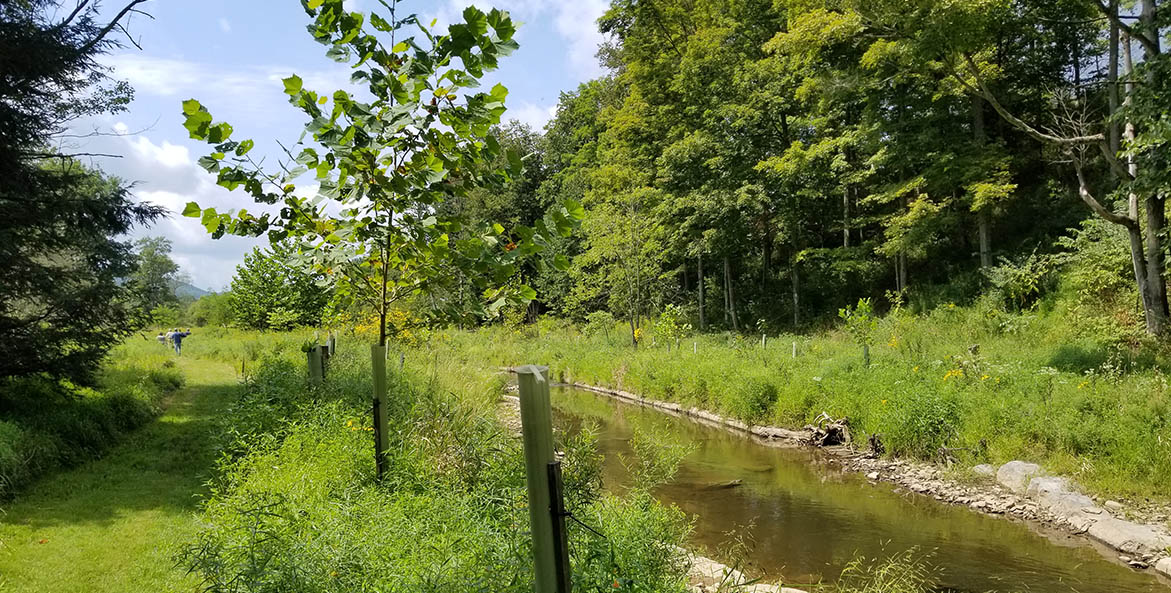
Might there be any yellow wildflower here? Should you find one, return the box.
[887,335,898,348]
[981,375,990,381]
[912,365,920,372]
[943,368,964,381]
[1078,381,1089,390]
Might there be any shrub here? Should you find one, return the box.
[882,387,961,460]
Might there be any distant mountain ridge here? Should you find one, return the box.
[173,281,211,299]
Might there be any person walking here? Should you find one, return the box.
[171,328,192,355]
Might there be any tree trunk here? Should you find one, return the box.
[1107,0,1120,159]
[973,94,993,269]
[1123,26,1170,335]
[790,254,800,327]
[978,209,992,269]
[723,256,730,327]
[724,257,739,331]
[842,184,851,248]
[698,254,706,331]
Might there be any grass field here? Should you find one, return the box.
[0,352,241,592]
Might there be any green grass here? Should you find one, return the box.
[0,341,185,499]
[412,299,1171,501]
[0,353,242,593]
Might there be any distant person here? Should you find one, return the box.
[164,329,175,345]
[156,332,166,345]
[171,328,192,355]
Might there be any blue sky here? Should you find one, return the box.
[71,0,609,291]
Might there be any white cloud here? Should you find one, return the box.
[102,54,357,129]
[506,102,556,131]
[551,0,608,79]
[218,17,231,33]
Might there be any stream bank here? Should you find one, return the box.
[563,380,1171,586]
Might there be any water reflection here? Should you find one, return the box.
[552,387,1170,593]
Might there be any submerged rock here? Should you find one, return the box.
[997,460,1043,494]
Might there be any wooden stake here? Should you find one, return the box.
[792,341,797,358]
[517,365,559,593]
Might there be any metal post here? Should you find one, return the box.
[547,461,572,593]
[517,365,558,593]
[371,344,388,480]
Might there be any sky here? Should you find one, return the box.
[69,0,610,292]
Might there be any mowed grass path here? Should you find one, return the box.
[0,356,240,592]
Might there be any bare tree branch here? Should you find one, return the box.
[959,54,1106,146]
[76,0,150,57]
[1074,164,1136,228]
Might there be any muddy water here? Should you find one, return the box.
[551,386,1171,593]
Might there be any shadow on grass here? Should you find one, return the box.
[0,381,239,529]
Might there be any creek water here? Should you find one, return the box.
[551,386,1171,593]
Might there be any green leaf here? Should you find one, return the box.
[516,285,537,302]
[235,139,255,156]
[564,198,585,221]
[283,75,303,96]
[553,254,570,271]
[463,6,488,36]
[207,122,233,143]
[490,83,508,101]
[307,0,324,9]
[181,99,203,115]
[197,156,220,172]
[181,202,201,217]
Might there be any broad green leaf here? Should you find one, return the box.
[553,254,570,271]
[563,198,585,221]
[181,202,201,217]
[283,75,303,96]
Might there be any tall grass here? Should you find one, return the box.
[181,333,693,592]
[416,300,1171,499]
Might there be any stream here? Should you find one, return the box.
[551,386,1171,593]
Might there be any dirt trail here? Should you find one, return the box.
[0,356,239,593]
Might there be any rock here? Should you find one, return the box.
[1105,500,1125,512]
[703,479,743,490]
[1081,507,1102,515]
[997,461,1043,494]
[1119,555,1132,563]
[1156,557,1171,578]
[1129,560,1149,569]
[1087,517,1171,556]
[1025,476,1097,519]
[866,471,879,480]
[972,464,996,477]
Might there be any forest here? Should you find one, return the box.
[3,0,1171,592]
